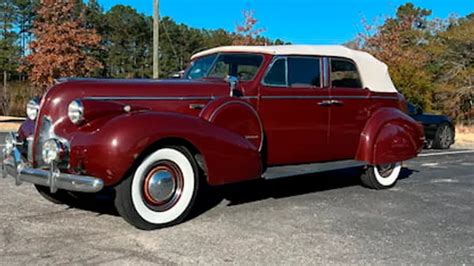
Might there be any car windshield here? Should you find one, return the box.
[184,53,264,81]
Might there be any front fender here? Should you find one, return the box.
[69,111,262,186]
[356,108,424,165]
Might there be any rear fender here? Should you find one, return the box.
[69,112,262,186]
[356,108,424,165]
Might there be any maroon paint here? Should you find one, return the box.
[18,52,424,188]
[355,107,424,164]
[68,112,262,186]
[328,87,371,160]
[200,97,263,151]
[257,85,330,165]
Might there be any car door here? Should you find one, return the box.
[258,56,330,165]
[328,57,370,160]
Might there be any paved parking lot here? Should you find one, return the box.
[0,132,473,264]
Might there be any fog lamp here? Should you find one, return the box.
[42,139,65,164]
[4,133,15,154]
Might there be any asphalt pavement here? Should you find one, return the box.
[0,132,473,264]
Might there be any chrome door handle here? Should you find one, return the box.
[318,100,333,106]
[330,99,343,106]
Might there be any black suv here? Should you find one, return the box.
[408,103,455,149]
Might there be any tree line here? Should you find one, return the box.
[351,3,473,122]
[0,1,472,122]
[0,0,282,114]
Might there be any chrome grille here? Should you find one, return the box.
[35,117,53,166]
[27,136,34,163]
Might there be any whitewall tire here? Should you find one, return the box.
[361,162,402,189]
[114,146,200,230]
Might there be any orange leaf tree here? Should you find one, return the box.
[24,0,102,90]
[233,10,266,45]
[358,3,435,110]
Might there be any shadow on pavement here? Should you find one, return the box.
[61,167,416,220]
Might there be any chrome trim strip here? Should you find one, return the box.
[323,57,330,88]
[262,95,329,100]
[82,96,217,101]
[260,95,398,100]
[242,96,258,100]
[369,96,399,100]
[81,95,396,102]
[332,95,368,99]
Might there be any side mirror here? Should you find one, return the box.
[225,75,240,97]
[171,70,184,79]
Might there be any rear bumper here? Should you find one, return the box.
[1,134,104,194]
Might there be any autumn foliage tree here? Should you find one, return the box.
[358,3,435,110]
[24,0,102,90]
[233,10,266,45]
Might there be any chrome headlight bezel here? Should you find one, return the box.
[68,100,84,125]
[42,139,67,164]
[26,98,40,121]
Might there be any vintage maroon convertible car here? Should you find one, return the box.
[1,45,424,229]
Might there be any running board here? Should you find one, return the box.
[262,160,365,180]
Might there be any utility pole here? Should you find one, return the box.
[153,0,160,79]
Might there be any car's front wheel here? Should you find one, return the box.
[361,162,402,189]
[114,146,200,230]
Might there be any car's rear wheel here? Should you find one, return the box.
[361,162,402,189]
[114,146,200,230]
[433,123,453,149]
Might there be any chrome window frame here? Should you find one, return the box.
[261,55,324,89]
[261,56,288,87]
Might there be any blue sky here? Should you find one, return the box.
[98,0,474,44]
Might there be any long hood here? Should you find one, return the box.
[38,78,231,124]
[46,78,230,100]
[33,78,230,144]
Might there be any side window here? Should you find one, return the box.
[288,57,321,87]
[263,58,286,86]
[330,59,362,88]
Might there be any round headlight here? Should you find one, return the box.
[26,98,40,120]
[42,139,63,164]
[68,100,84,124]
[4,132,15,154]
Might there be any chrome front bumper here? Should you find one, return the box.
[1,136,104,194]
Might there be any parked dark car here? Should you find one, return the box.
[408,103,455,149]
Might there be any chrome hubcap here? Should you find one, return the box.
[142,161,183,211]
[146,170,176,203]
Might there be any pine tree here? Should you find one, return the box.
[0,0,20,113]
[24,0,102,90]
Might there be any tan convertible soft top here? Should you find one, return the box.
[192,45,398,93]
